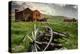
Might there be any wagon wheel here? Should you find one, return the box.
[27,25,53,52]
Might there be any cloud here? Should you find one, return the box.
[72,5,78,9]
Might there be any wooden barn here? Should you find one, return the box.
[15,8,33,21]
[15,8,47,22]
[64,18,77,22]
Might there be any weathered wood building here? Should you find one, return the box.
[64,18,77,22]
[15,8,47,22]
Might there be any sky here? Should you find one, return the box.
[11,1,78,19]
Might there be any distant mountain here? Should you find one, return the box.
[43,14,75,19]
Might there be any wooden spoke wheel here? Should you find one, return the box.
[29,26,53,52]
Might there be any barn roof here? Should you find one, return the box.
[15,7,32,12]
[33,10,41,14]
